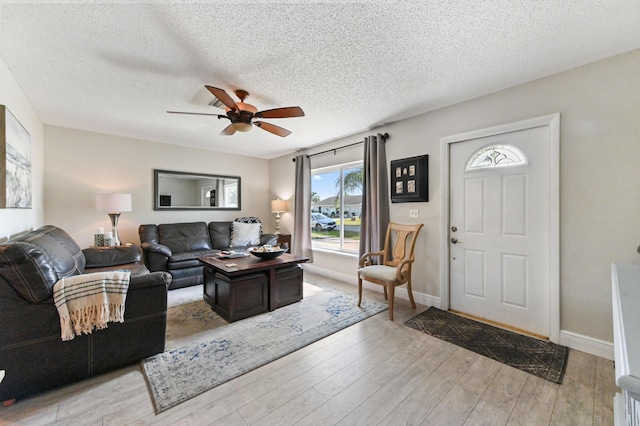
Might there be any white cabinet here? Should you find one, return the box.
[612,263,640,426]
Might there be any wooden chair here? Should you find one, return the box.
[357,222,423,320]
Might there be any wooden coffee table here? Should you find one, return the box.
[198,253,309,322]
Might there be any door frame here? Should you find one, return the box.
[439,113,560,343]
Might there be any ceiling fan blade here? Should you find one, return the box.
[255,106,305,119]
[167,111,224,117]
[220,124,237,135]
[254,121,292,137]
[205,86,239,111]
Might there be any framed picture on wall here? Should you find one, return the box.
[0,105,32,209]
[390,155,428,203]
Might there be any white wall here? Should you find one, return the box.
[44,125,271,248]
[270,48,640,346]
[0,56,44,241]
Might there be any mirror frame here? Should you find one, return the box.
[153,169,241,211]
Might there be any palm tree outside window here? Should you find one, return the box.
[310,162,363,253]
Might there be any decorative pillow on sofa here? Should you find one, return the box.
[230,222,261,246]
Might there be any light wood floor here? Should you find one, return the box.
[0,273,617,425]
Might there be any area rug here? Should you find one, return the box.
[141,283,388,413]
[404,307,568,383]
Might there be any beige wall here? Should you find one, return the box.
[271,49,640,346]
[43,125,271,248]
[268,156,296,236]
[0,57,44,241]
[4,43,639,350]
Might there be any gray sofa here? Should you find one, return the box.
[0,225,171,402]
[138,218,277,289]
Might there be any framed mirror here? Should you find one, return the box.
[154,169,241,210]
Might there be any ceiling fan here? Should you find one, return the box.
[167,86,305,137]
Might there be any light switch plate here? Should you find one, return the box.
[409,209,419,218]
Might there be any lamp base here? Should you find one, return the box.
[274,212,281,235]
[108,212,122,246]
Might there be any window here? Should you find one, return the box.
[224,181,238,206]
[311,161,362,253]
[465,144,528,172]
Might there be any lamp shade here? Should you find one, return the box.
[271,199,287,213]
[96,193,132,213]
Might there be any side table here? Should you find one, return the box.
[277,234,291,253]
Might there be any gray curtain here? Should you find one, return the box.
[293,154,313,262]
[359,133,389,261]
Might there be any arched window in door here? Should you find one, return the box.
[464,144,528,172]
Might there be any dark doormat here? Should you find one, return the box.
[404,307,568,384]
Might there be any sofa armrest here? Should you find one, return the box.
[129,270,171,291]
[140,242,171,272]
[83,244,141,268]
[261,233,278,246]
[140,242,172,257]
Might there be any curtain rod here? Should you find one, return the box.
[292,132,389,161]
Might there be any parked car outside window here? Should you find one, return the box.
[311,213,336,232]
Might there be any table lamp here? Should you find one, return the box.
[271,199,287,234]
[96,193,132,245]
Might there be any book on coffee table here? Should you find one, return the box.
[216,251,249,259]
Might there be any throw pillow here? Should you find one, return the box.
[233,217,263,235]
[230,222,261,246]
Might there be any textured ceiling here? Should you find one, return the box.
[2,1,640,159]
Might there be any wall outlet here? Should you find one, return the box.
[409,209,419,218]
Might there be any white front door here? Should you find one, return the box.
[447,120,556,338]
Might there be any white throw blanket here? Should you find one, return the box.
[53,270,131,341]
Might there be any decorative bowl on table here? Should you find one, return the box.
[248,245,286,260]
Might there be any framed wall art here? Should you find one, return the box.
[0,105,32,209]
[390,154,428,203]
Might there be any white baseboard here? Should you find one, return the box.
[303,266,614,360]
[302,264,440,308]
[559,330,614,360]
[303,264,355,286]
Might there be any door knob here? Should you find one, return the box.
[451,237,461,244]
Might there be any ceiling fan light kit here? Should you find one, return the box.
[168,86,305,137]
[232,122,253,132]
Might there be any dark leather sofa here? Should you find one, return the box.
[138,218,277,289]
[0,225,171,402]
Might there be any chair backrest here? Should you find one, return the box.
[0,225,85,303]
[382,222,423,267]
